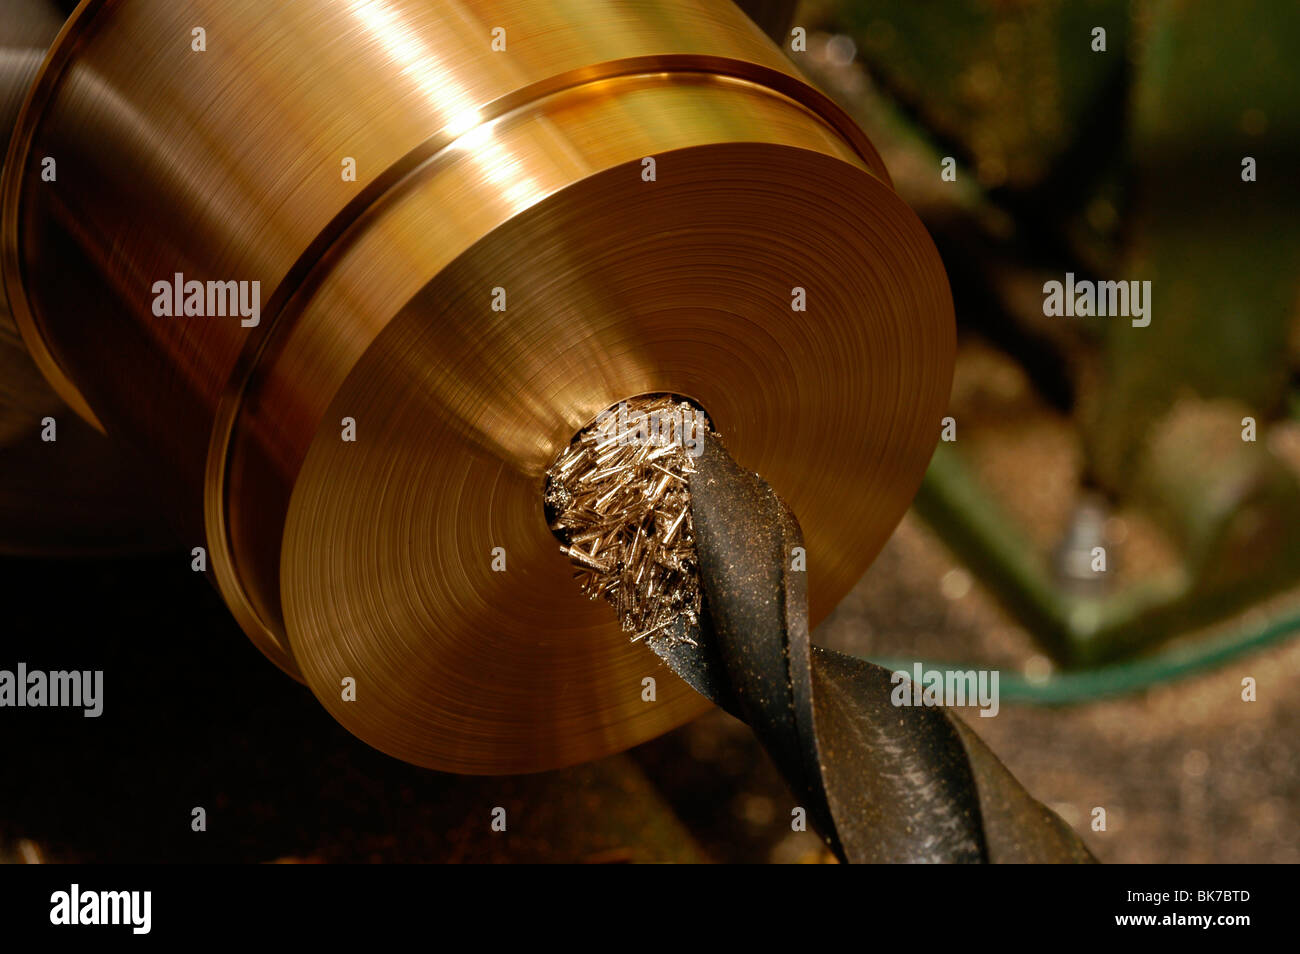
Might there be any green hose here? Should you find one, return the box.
[869,606,1300,705]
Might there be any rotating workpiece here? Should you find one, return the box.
[4,0,952,773]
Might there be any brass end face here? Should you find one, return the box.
[280,140,952,773]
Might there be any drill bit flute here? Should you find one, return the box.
[548,396,1095,863]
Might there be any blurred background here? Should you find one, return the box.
[2,0,1298,862]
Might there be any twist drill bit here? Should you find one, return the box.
[549,397,1095,863]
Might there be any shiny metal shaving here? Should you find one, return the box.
[545,396,708,648]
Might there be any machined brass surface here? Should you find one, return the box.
[0,0,67,466]
[3,0,953,772]
[0,0,173,555]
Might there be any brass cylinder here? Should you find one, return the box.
[1,0,65,444]
[0,0,174,556]
[3,0,953,772]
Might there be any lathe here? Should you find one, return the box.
[1,0,1092,862]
